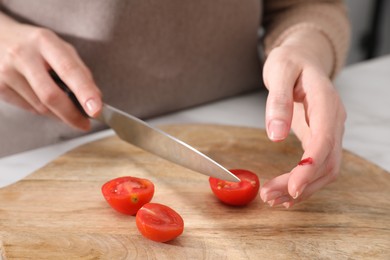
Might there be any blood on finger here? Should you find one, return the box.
[298,157,313,166]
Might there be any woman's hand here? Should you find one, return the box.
[0,13,102,130]
[260,29,346,208]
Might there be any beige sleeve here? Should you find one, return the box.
[262,0,351,78]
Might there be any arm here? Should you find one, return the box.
[0,11,102,130]
[262,0,350,78]
[260,0,351,207]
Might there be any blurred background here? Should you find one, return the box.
[346,0,390,64]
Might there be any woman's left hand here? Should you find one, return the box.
[260,30,347,208]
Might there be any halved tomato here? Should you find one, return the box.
[209,169,260,206]
[101,176,154,215]
[136,203,184,243]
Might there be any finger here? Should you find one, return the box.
[291,102,310,149]
[2,68,47,114]
[38,30,102,117]
[0,84,37,112]
[288,89,344,199]
[282,150,341,209]
[288,163,340,209]
[270,133,339,207]
[287,138,332,199]
[263,55,301,142]
[15,53,91,130]
[260,173,290,203]
[260,173,299,207]
[289,127,344,199]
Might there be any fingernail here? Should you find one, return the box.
[86,98,100,116]
[263,191,283,202]
[268,120,288,141]
[268,200,275,207]
[293,183,307,199]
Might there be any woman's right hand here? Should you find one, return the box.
[0,13,102,130]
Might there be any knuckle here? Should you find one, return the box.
[264,48,300,81]
[58,59,80,77]
[270,47,299,68]
[61,61,79,75]
[271,91,293,104]
[5,28,55,61]
[5,43,25,60]
[268,93,293,112]
[269,47,290,60]
[31,28,55,44]
[39,90,61,106]
[63,41,77,54]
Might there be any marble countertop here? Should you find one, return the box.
[1,55,389,188]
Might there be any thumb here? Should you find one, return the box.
[264,64,300,142]
[263,49,302,142]
[266,97,292,141]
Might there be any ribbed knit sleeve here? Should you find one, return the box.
[262,0,351,78]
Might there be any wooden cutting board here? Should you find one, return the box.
[1,124,389,259]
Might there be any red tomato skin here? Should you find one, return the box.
[136,203,184,243]
[209,169,260,206]
[101,176,154,215]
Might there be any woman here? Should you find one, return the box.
[0,0,350,208]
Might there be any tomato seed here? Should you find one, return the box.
[131,194,139,203]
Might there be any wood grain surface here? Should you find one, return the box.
[0,124,389,259]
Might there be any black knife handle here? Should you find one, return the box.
[49,70,89,118]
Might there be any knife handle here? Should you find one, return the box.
[50,70,89,118]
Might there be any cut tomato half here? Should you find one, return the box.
[209,169,260,206]
[101,176,154,215]
[136,203,184,242]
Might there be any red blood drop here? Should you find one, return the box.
[298,157,313,166]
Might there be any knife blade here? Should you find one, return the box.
[51,71,240,182]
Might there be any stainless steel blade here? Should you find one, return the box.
[97,104,240,182]
[48,72,238,181]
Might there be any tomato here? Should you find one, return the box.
[101,176,154,215]
[136,203,184,243]
[209,169,260,206]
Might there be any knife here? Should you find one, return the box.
[51,71,240,182]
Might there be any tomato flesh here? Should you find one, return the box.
[209,169,260,206]
[136,203,184,243]
[101,176,154,215]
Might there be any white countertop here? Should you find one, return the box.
[1,55,389,188]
